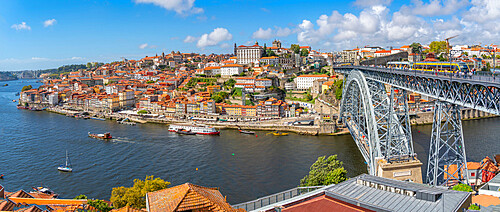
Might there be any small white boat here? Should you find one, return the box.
[58,150,73,172]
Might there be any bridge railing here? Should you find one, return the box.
[336,65,500,85]
[231,186,325,211]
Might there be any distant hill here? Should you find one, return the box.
[0,72,18,81]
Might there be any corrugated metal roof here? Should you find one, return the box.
[324,174,471,212]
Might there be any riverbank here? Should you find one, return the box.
[43,106,349,136]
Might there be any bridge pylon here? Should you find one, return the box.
[426,101,469,186]
[340,71,422,182]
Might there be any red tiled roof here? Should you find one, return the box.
[147,183,243,212]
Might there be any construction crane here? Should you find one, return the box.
[445,35,459,54]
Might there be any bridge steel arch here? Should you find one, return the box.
[340,71,414,175]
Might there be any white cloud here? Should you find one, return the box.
[133,0,203,15]
[252,27,293,40]
[183,35,197,43]
[43,19,57,27]
[408,0,469,16]
[139,43,149,49]
[464,0,500,23]
[252,28,273,39]
[196,28,232,48]
[11,22,31,31]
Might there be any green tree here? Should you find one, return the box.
[137,110,148,114]
[334,80,344,100]
[300,49,309,57]
[110,175,170,209]
[211,94,224,103]
[74,194,88,200]
[429,41,448,55]
[291,44,300,54]
[452,184,473,192]
[300,155,347,186]
[266,49,277,57]
[410,42,422,55]
[469,204,480,210]
[21,85,32,92]
[224,78,236,87]
[88,199,114,212]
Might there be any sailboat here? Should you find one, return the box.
[57,151,73,172]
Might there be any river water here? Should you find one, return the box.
[0,79,498,204]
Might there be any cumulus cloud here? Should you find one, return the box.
[464,0,500,23]
[408,0,469,16]
[195,28,232,48]
[252,28,273,39]
[134,0,203,15]
[252,27,293,40]
[183,35,198,43]
[43,19,57,27]
[139,43,149,49]
[11,22,31,31]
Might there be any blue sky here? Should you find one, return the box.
[1,0,499,70]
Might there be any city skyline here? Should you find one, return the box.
[1,0,498,70]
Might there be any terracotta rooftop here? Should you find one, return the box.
[282,195,374,212]
[146,183,244,212]
[472,194,500,207]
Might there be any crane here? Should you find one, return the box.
[445,35,459,54]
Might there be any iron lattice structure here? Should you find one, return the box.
[340,71,414,175]
[426,101,469,186]
[334,66,500,116]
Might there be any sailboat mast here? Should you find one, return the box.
[65,150,68,167]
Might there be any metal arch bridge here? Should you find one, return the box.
[334,65,500,186]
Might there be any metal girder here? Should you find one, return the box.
[334,66,500,115]
[340,71,414,175]
[426,101,469,186]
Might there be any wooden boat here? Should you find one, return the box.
[12,99,16,102]
[30,187,59,199]
[176,129,196,135]
[88,132,112,140]
[17,105,28,109]
[239,129,255,134]
[57,151,73,172]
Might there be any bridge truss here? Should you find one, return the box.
[336,66,499,186]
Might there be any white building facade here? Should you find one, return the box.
[294,74,328,89]
[221,64,244,76]
[236,42,264,65]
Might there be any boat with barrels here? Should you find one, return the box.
[88,132,112,140]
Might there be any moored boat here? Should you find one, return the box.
[168,124,220,135]
[239,129,255,134]
[88,132,113,140]
[16,105,28,109]
[90,117,106,121]
[30,187,58,199]
[269,131,288,136]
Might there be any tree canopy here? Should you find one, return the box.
[110,175,170,209]
[300,155,347,186]
[21,85,32,92]
[429,41,448,55]
[224,78,236,87]
[300,49,309,57]
[291,44,300,54]
[410,42,422,54]
[452,184,473,192]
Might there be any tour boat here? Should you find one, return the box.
[90,117,106,121]
[175,129,197,135]
[168,124,220,135]
[57,151,73,172]
[88,132,113,140]
[16,105,27,109]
